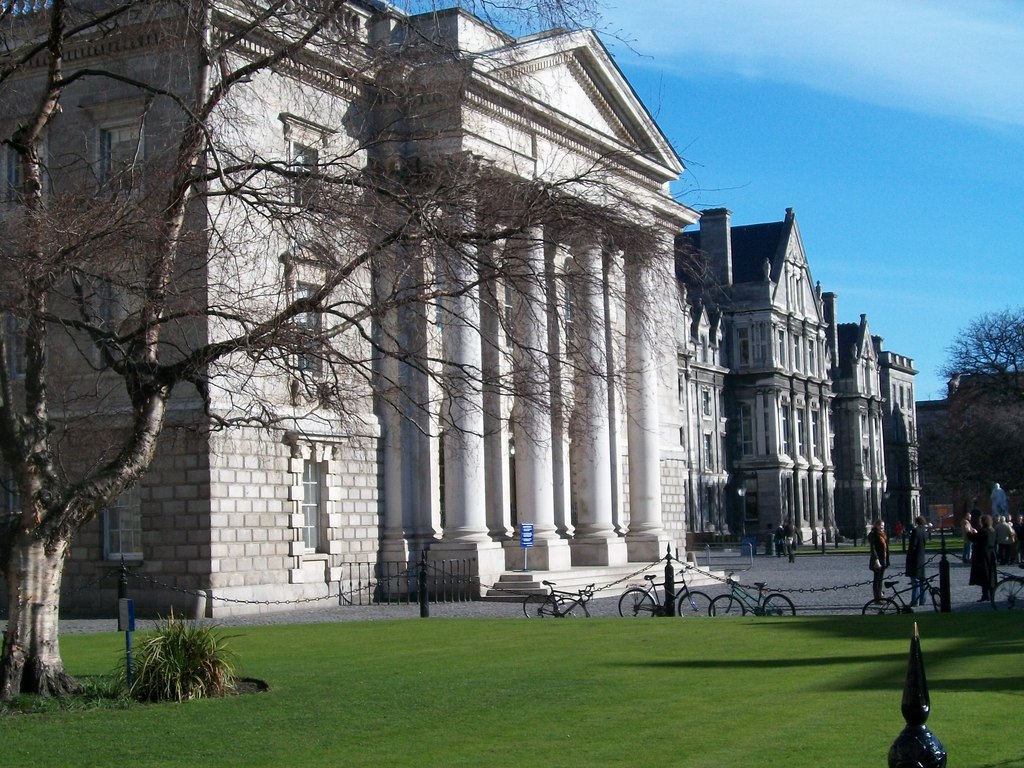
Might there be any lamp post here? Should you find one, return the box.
[737,485,746,537]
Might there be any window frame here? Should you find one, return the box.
[103,486,142,561]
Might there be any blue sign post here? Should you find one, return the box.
[520,523,534,571]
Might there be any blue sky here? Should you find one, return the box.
[598,0,1024,400]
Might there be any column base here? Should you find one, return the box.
[503,538,573,571]
[428,540,506,598]
[570,535,628,567]
[625,533,675,563]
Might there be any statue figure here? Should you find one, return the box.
[991,483,1009,517]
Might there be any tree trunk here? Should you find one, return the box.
[1,536,78,701]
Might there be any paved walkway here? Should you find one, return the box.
[45,548,1018,634]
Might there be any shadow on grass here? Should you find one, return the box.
[612,613,1024,695]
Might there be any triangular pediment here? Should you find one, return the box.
[476,29,682,177]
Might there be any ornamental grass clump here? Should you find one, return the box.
[128,613,238,702]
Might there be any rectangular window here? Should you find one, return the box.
[737,327,750,366]
[301,459,323,552]
[2,470,18,519]
[702,433,713,469]
[793,336,801,372]
[99,123,141,193]
[294,283,323,377]
[4,144,20,202]
[103,486,142,560]
[777,329,786,367]
[780,403,791,455]
[808,340,816,376]
[290,141,319,207]
[740,403,754,456]
[753,322,768,364]
[701,387,712,417]
[810,409,820,458]
[3,314,24,379]
[795,408,805,456]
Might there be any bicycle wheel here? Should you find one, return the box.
[994,577,1024,610]
[676,590,712,617]
[709,594,744,616]
[761,593,796,616]
[523,594,557,618]
[862,598,900,615]
[618,588,657,617]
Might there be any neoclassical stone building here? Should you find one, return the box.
[678,208,919,542]
[1,2,919,619]
[1,1,700,616]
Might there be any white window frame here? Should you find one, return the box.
[103,486,142,561]
[740,403,754,456]
[98,121,143,194]
[293,282,323,378]
[301,459,324,552]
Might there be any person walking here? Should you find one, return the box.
[867,519,890,603]
[963,513,997,602]
[905,516,928,607]
[783,520,796,563]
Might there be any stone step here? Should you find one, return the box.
[483,563,726,601]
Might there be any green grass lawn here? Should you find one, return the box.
[4,612,1022,767]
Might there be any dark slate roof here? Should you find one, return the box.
[678,221,786,285]
[835,323,860,376]
[729,222,785,283]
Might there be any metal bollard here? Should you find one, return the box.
[888,623,946,767]
[418,550,430,618]
[662,545,675,617]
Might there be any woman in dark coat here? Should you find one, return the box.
[963,513,997,601]
[867,519,890,603]
[905,516,928,606]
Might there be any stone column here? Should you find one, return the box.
[569,237,626,566]
[624,240,671,561]
[506,227,571,570]
[431,221,505,586]
[375,245,437,561]
[480,259,513,541]
[438,240,488,542]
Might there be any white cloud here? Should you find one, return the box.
[601,0,1024,128]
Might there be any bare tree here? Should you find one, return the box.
[922,307,1024,510]
[0,0,682,698]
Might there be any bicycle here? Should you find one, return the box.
[522,581,595,618]
[862,575,940,615]
[708,574,796,616]
[617,570,712,617]
[993,573,1024,610]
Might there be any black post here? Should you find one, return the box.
[888,623,946,767]
[938,527,951,613]
[118,557,128,602]
[418,550,430,618]
[662,545,675,617]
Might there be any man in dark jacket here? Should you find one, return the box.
[905,516,928,607]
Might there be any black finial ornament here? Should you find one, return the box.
[888,623,947,767]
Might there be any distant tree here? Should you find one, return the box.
[0,0,672,700]
[942,307,1024,401]
[923,308,1024,507]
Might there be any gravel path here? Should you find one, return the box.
[46,548,1020,634]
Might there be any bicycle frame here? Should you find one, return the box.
[524,581,594,618]
[709,575,796,616]
[617,570,712,617]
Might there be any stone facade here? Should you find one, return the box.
[678,208,918,543]
[1,2,920,619]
